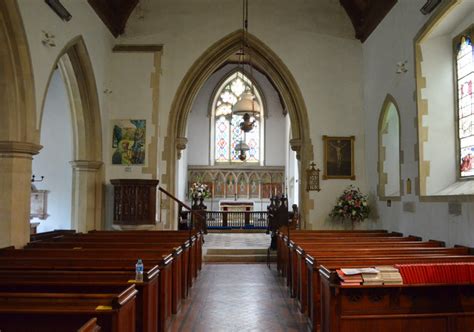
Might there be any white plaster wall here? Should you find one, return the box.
[177,147,188,202]
[286,117,299,207]
[106,52,155,180]
[119,0,366,229]
[17,0,114,160]
[32,69,73,232]
[382,105,401,196]
[363,0,474,246]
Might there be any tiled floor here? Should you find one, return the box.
[203,233,271,250]
[168,264,308,332]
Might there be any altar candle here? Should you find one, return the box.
[274,187,276,196]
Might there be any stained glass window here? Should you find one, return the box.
[456,32,474,178]
[212,72,264,163]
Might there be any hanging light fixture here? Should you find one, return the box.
[232,0,261,133]
[235,140,250,161]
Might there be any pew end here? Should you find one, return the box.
[429,239,446,247]
[407,234,422,241]
[78,317,101,332]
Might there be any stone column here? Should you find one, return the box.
[70,160,103,233]
[0,141,42,248]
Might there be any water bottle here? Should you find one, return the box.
[135,258,144,282]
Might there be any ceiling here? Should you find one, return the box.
[87,0,397,42]
[340,0,398,42]
[87,0,139,38]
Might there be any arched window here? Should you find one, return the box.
[211,71,264,164]
[455,31,474,178]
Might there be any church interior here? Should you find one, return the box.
[0,0,474,331]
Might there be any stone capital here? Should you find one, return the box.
[176,136,188,151]
[0,140,42,156]
[69,160,103,171]
[176,136,188,160]
[289,138,302,160]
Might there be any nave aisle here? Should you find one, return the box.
[169,264,307,332]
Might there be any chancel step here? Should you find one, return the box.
[204,248,276,263]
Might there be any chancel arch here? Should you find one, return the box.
[164,30,313,229]
[36,36,104,233]
[377,94,402,200]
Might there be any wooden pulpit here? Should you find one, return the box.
[110,179,159,226]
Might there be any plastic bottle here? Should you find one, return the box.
[135,258,144,282]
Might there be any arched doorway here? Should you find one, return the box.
[38,37,104,233]
[163,30,313,229]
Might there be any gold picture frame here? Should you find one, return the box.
[323,135,355,180]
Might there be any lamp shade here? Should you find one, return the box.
[235,141,250,152]
[232,91,261,116]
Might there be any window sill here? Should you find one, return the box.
[434,180,474,196]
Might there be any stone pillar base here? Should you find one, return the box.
[70,160,103,233]
[0,141,42,248]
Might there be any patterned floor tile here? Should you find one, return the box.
[168,264,307,332]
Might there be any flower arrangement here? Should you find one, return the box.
[329,185,370,222]
[189,182,211,200]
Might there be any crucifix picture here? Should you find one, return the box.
[323,135,355,180]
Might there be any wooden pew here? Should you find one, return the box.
[0,256,173,332]
[276,231,410,275]
[319,263,474,332]
[7,230,202,332]
[0,285,137,332]
[0,268,159,332]
[294,240,445,313]
[26,240,193,299]
[78,317,101,332]
[28,230,201,297]
[277,231,473,331]
[50,231,203,277]
[306,255,474,331]
[4,246,185,315]
[30,229,76,242]
[278,234,420,282]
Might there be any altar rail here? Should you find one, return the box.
[182,211,269,229]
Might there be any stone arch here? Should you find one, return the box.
[0,0,41,247]
[40,36,104,232]
[164,30,313,228]
[0,0,38,144]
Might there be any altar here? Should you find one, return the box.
[219,201,255,227]
[219,200,254,212]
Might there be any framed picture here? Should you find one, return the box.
[323,135,355,180]
[111,119,146,165]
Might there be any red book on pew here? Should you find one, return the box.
[431,264,443,284]
[425,264,435,283]
[407,264,419,284]
[419,264,427,284]
[469,264,474,283]
[395,265,410,284]
[461,263,469,283]
[444,263,455,283]
[440,264,445,283]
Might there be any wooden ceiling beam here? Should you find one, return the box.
[340,0,397,42]
[87,0,139,38]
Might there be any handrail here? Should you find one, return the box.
[159,186,193,211]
